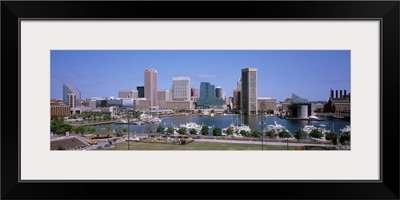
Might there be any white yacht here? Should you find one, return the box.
[340,125,351,133]
[150,117,162,123]
[302,124,328,134]
[266,121,289,133]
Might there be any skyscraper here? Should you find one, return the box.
[172,77,191,101]
[63,84,81,107]
[144,69,158,109]
[241,68,257,115]
[215,86,222,99]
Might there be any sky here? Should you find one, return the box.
[51,50,350,102]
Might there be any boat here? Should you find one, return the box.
[302,124,328,134]
[222,114,251,136]
[210,113,215,117]
[266,121,290,133]
[179,122,207,134]
[150,117,162,123]
[340,125,351,133]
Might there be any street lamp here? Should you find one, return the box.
[127,110,130,150]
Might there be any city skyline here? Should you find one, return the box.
[51,50,350,101]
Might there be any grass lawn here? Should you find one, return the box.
[101,141,296,150]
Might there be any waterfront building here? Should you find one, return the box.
[67,93,77,108]
[172,77,191,101]
[118,89,138,99]
[63,84,81,107]
[324,89,351,113]
[165,101,194,110]
[233,90,241,110]
[215,86,223,99]
[50,100,70,117]
[96,99,123,107]
[191,87,200,102]
[281,98,292,112]
[257,97,277,112]
[158,90,172,109]
[144,69,158,109]
[134,98,151,111]
[137,86,144,98]
[241,68,258,115]
[197,82,225,109]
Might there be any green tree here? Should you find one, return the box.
[325,132,339,145]
[122,127,128,133]
[189,128,197,135]
[212,127,222,136]
[105,125,112,132]
[177,127,187,135]
[278,130,291,139]
[251,130,261,138]
[156,125,164,133]
[265,130,276,139]
[201,126,209,135]
[225,127,234,135]
[240,130,248,137]
[167,126,175,134]
[309,129,323,139]
[87,126,96,134]
[76,126,86,136]
[293,130,307,140]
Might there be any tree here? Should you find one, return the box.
[76,126,86,136]
[278,130,291,139]
[122,127,128,133]
[265,130,276,139]
[339,132,350,145]
[156,125,164,133]
[278,130,291,150]
[87,126,96,134]
[309,129,323,139]
[251,130,261,138]
[167,127,174,134]
[177,127,187,135]
[225,127,234,135]
[212,127,222,136]
[105,125,112,132]
[201,126,209,135]
[293,130,307,140]
[325,132,339,145]
[240,130,248,137]
[189,128,197,135]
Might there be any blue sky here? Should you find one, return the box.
[51,50,350,101]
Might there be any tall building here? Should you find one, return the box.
[144,69,158,109]
[172,76,191,101]
[215,86,222,99]
[241,68,257,115]
[233,90,241,110]
[197,82,225,109]
[118,89,138,99]
[137,86,144,98]
[63,84,81,107]
[237,77,242,91]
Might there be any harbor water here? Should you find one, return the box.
[95,115,350,135]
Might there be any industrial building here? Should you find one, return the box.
[324,89,351,113]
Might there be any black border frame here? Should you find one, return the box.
[2,1,399,199]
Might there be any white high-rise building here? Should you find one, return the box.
[63,84,81,107]
[172,77,191,101]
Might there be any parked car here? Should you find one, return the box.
[88,140,97,145]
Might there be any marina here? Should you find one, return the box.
[95,115,350,137]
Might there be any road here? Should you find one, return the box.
[195,138,350,149]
